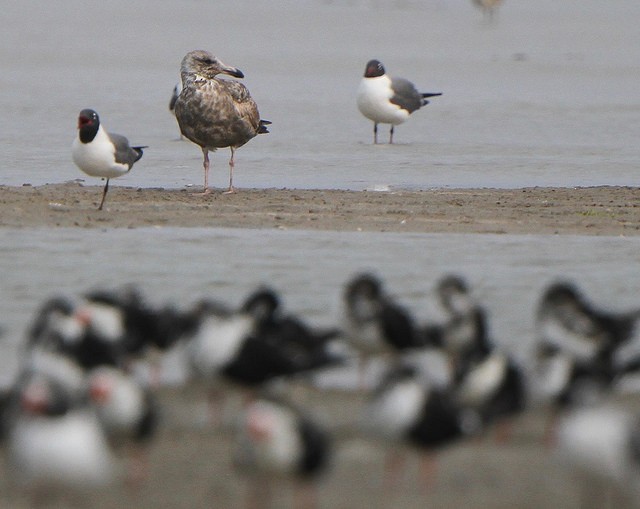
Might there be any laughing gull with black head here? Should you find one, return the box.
[72,109,146,210]
[357,59,441,144]
[174,50,271,194]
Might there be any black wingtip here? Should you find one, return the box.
[422,92,443,98]
[258,119,272,134]
[169,85,179,112]
[132,145,148,160]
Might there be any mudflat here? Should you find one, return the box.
[0,183,638,235]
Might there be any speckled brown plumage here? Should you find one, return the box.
[174,50,270,194]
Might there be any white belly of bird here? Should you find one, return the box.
[72,127,130,179]
[534,353,572,401]
[239,401,302,476]
[83,302,126,342]
[25,350,86,395]
[456,354,508,407]
[540,318,600,362]
[10,411,116,488]
[557,407,632,483]
[363,380,425,442]
[357,76,410,125]
[91,368,146,436]
[254,422,301,475]
[188,314,254,378]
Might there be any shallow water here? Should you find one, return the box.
[1,0,639,190]
[2,227,640,385]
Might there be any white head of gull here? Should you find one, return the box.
[356,59,441,144]
[174,50,271,194]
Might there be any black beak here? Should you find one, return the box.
[222,66,244,79]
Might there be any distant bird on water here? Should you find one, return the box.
[472,0,503,21]
[357,59,441,144]
[72,109,146,210]
[174,50,271,194]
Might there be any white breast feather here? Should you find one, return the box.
[189,314,253,377]
[72,125,130,178]
[238,401,302,476]
[534,353,572,401]
[456,354,508,407]
[10,410,116,487]
[364,380,425,441]
[540,318,600,361]
[85,303,125,343]
[357,76,410,125]
[557,407,632,483]
[91,368,145,435]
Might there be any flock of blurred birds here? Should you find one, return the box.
[2,270,640,505]
[18,0,640,505]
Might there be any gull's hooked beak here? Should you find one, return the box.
[220,64,244,79]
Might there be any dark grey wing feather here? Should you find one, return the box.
[169,84,180,112]
[389,77,425,113]
[109,133,145,167]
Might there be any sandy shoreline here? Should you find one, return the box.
[0,183,638,235]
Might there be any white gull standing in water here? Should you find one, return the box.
[174,50,271,194]
[356,59,441,144]
[71,109,146,210]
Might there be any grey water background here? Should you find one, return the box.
[2,229,640,387]
[2,0,639,190]
[1,0,640,383]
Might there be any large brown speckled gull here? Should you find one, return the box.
[174,50,270,194]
